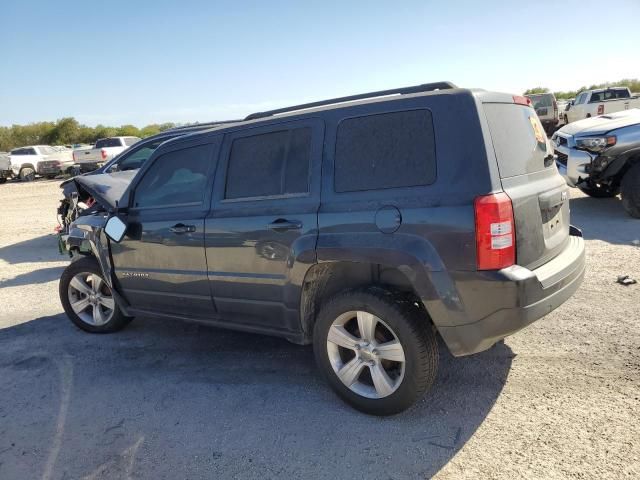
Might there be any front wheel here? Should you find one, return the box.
[59,256,133,333]
[19,167,36,181]
[313,288,438,415]
[621,163,640,218]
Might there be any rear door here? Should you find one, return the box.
[204,119,323,333]
[110,136,221,317]
[483,102,570,269]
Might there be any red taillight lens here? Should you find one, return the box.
[513,95,532,107]
[101,149,107,160]
[553,100,558,112]
[474,192,515,270]
[597,104,604,115]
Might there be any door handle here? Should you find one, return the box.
[169,223,196,234]
[267,219,302,232]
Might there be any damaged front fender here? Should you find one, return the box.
[66,214,131,315]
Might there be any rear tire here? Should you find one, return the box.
[0,178,6,184]
[578,182,619,198]
[621,163,640,218]
[59,256,133,333]
[19,167,36,181]
[313,287,438,416]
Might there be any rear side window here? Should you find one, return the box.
[134,144,211,208]
[484,104,549,178]
[225,127,311,200]
[334,110,436,193]
[95,138,123,148]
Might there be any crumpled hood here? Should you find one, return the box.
[74,170,137,210]
[559,108,640,137]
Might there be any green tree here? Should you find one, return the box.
[116,124,141,137]
[524,87,550,95]
[48,117,81,145]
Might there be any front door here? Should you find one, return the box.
[205,119,324,334]
[111,138,221,318]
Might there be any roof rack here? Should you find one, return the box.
[167,120,241,132]
[244,81,457,121]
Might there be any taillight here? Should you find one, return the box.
[101,149,107,160]
[553,100,558,112]
[513,95,532,107]
[597,104,604,115]
[474,192,515,270]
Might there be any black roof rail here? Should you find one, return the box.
[167,120,241,132]
[244,81,457,121]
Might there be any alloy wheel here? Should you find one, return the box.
[326,310,406,399]
[67,272,115,326]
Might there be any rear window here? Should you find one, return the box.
[484,104,550,178]
[334,110,436,193]
[527,94,553,108]
[95,138,123,148]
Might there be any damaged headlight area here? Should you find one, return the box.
[575,136,616,153]
[586,156,612,173]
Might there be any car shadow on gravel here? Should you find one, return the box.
[570,195,638,245]
[0,234,63,264]
[0,265,64,288]
[0,314,513,480]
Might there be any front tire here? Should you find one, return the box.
[313,288,438,415]
[59,256,133,333]
[621,163,640,218]
[19,167,36,181]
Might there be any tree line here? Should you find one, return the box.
[524,78,640,100]
[0,118,177,152]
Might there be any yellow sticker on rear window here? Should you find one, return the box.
[529,115,545,144]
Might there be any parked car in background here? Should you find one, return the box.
[564,87,640,124]
[72,136,141,172]
[0,152,11,184]
[553,108,640,217]
[9,145,75,180]
[556,100,569,127]
[526,92,559,134]
[59,82,585,415]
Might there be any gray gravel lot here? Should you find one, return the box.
[0,179,638,479]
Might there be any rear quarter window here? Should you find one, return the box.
[484,103,550,178]
[334,110,436,193]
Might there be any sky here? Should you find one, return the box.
[1,0,639,127]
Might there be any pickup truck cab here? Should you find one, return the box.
[565,87,640,124]
[9,145,75,181]
[73,136,140,172]
[60,82,585,415]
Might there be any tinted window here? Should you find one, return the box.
[116,139,168,171]
[527,94,553,108]
[225,127,311,200]
[615,89,630,99]
[26,148,37,155]
[484,104,549,178]
[123,137,140,146]
[589,92,603,103]
[334,110,436,193]
[95,138,123,148]
[134,144,211,208]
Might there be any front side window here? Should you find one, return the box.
[224,127,311,200]
[27,148,37,155]
[134,144,211,208]
[334,110,437,193]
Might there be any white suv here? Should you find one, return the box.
[10,145,75,181]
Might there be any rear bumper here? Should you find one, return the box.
[437,228,586,356]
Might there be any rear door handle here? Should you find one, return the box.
[169,223,196,234]
[267,219,302,232]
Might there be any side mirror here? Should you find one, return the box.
[104,216,127,243]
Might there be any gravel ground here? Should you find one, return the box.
[0,179,638,480]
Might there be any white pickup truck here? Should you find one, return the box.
[564,87,640,124]
[9,145,75,181]
[73,136,140,172]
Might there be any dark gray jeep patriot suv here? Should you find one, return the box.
[59,82,586,415]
